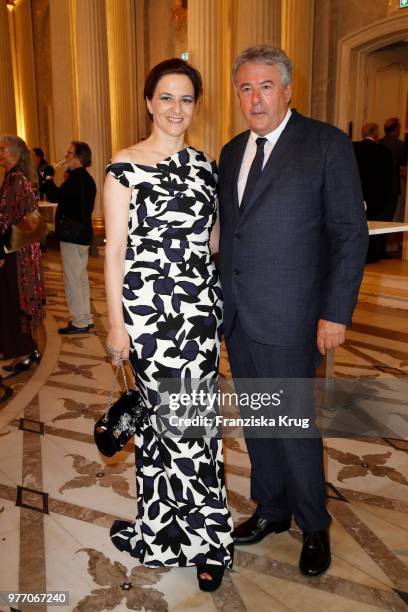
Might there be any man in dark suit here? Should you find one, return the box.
[218,45,368,577]
[379,117,407,222]
[353,122,393,262]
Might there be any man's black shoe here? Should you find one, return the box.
[233,513,291,545]
[299,530,331,576]
[58,324,90,335]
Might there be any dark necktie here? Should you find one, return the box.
[240,137,267,213]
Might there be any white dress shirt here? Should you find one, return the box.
[238,108,292,205]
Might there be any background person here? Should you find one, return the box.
[379,117,407,222]
[0,135,45,374]
[31,147,49,193]
[41,141,96,335]
[353,122,393,262]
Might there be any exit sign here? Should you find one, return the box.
[401,0,408,7]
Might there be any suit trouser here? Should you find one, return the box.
[225,315,331,532]
[60,241,93,328]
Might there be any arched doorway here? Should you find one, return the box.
[334,12,408,136]
[335,13,408,261]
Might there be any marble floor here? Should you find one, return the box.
[0,250,407,612]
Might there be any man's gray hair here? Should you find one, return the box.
[232,44,293,88]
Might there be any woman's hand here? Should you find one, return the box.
[106,327,130,365]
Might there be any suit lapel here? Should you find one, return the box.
[238,110,306,223]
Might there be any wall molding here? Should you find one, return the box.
[335,13,408,133]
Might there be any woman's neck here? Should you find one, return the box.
[147,132,185,157]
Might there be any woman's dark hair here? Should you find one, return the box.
[72,141,92,167]
[32,147,45,160]
[143,58,203,120]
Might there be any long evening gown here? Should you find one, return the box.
[105,147,234,568]
[0,169,44,358]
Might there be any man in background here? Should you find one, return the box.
[353,122,393,262]
[41,141,96,335]
[379,117,407,222]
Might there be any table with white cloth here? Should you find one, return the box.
[38,200,57,231]
[323,221,408,380]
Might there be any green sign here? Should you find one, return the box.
[401,0,408,7]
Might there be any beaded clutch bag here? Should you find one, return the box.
[94,360,144,457]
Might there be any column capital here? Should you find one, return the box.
[0,0,16,133]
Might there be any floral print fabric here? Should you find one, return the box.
[105,147,234,568]
[0,169,45,333]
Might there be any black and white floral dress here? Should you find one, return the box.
[105,147,234,569]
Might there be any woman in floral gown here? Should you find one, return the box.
[103,59,233,591]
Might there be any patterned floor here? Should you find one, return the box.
[0,250,407,612]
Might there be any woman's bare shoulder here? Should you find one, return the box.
[110,144,147,165]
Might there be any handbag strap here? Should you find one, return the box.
[107,359,130,410]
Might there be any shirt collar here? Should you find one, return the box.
[249,107,292,144]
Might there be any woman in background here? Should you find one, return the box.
[31,147,49,194]
[0,136,44,373]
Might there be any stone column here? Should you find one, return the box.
[49,0,77,166]
[7,0,38,144]
[31,0,53,158]
[281,0,315,115]
[0,0,16,134]
[311,0,331,122]
[232,0,281,135]
[49,0,111,218]
[188,0,283,153]
[147,0,178,69]
[187,0,230,160]
[234,0,281,53]
[134,0,149,140]
[105,0,139,153]
[72,0,111,218]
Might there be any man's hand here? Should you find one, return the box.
[317,319,346,356]
[0,259,4,269]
